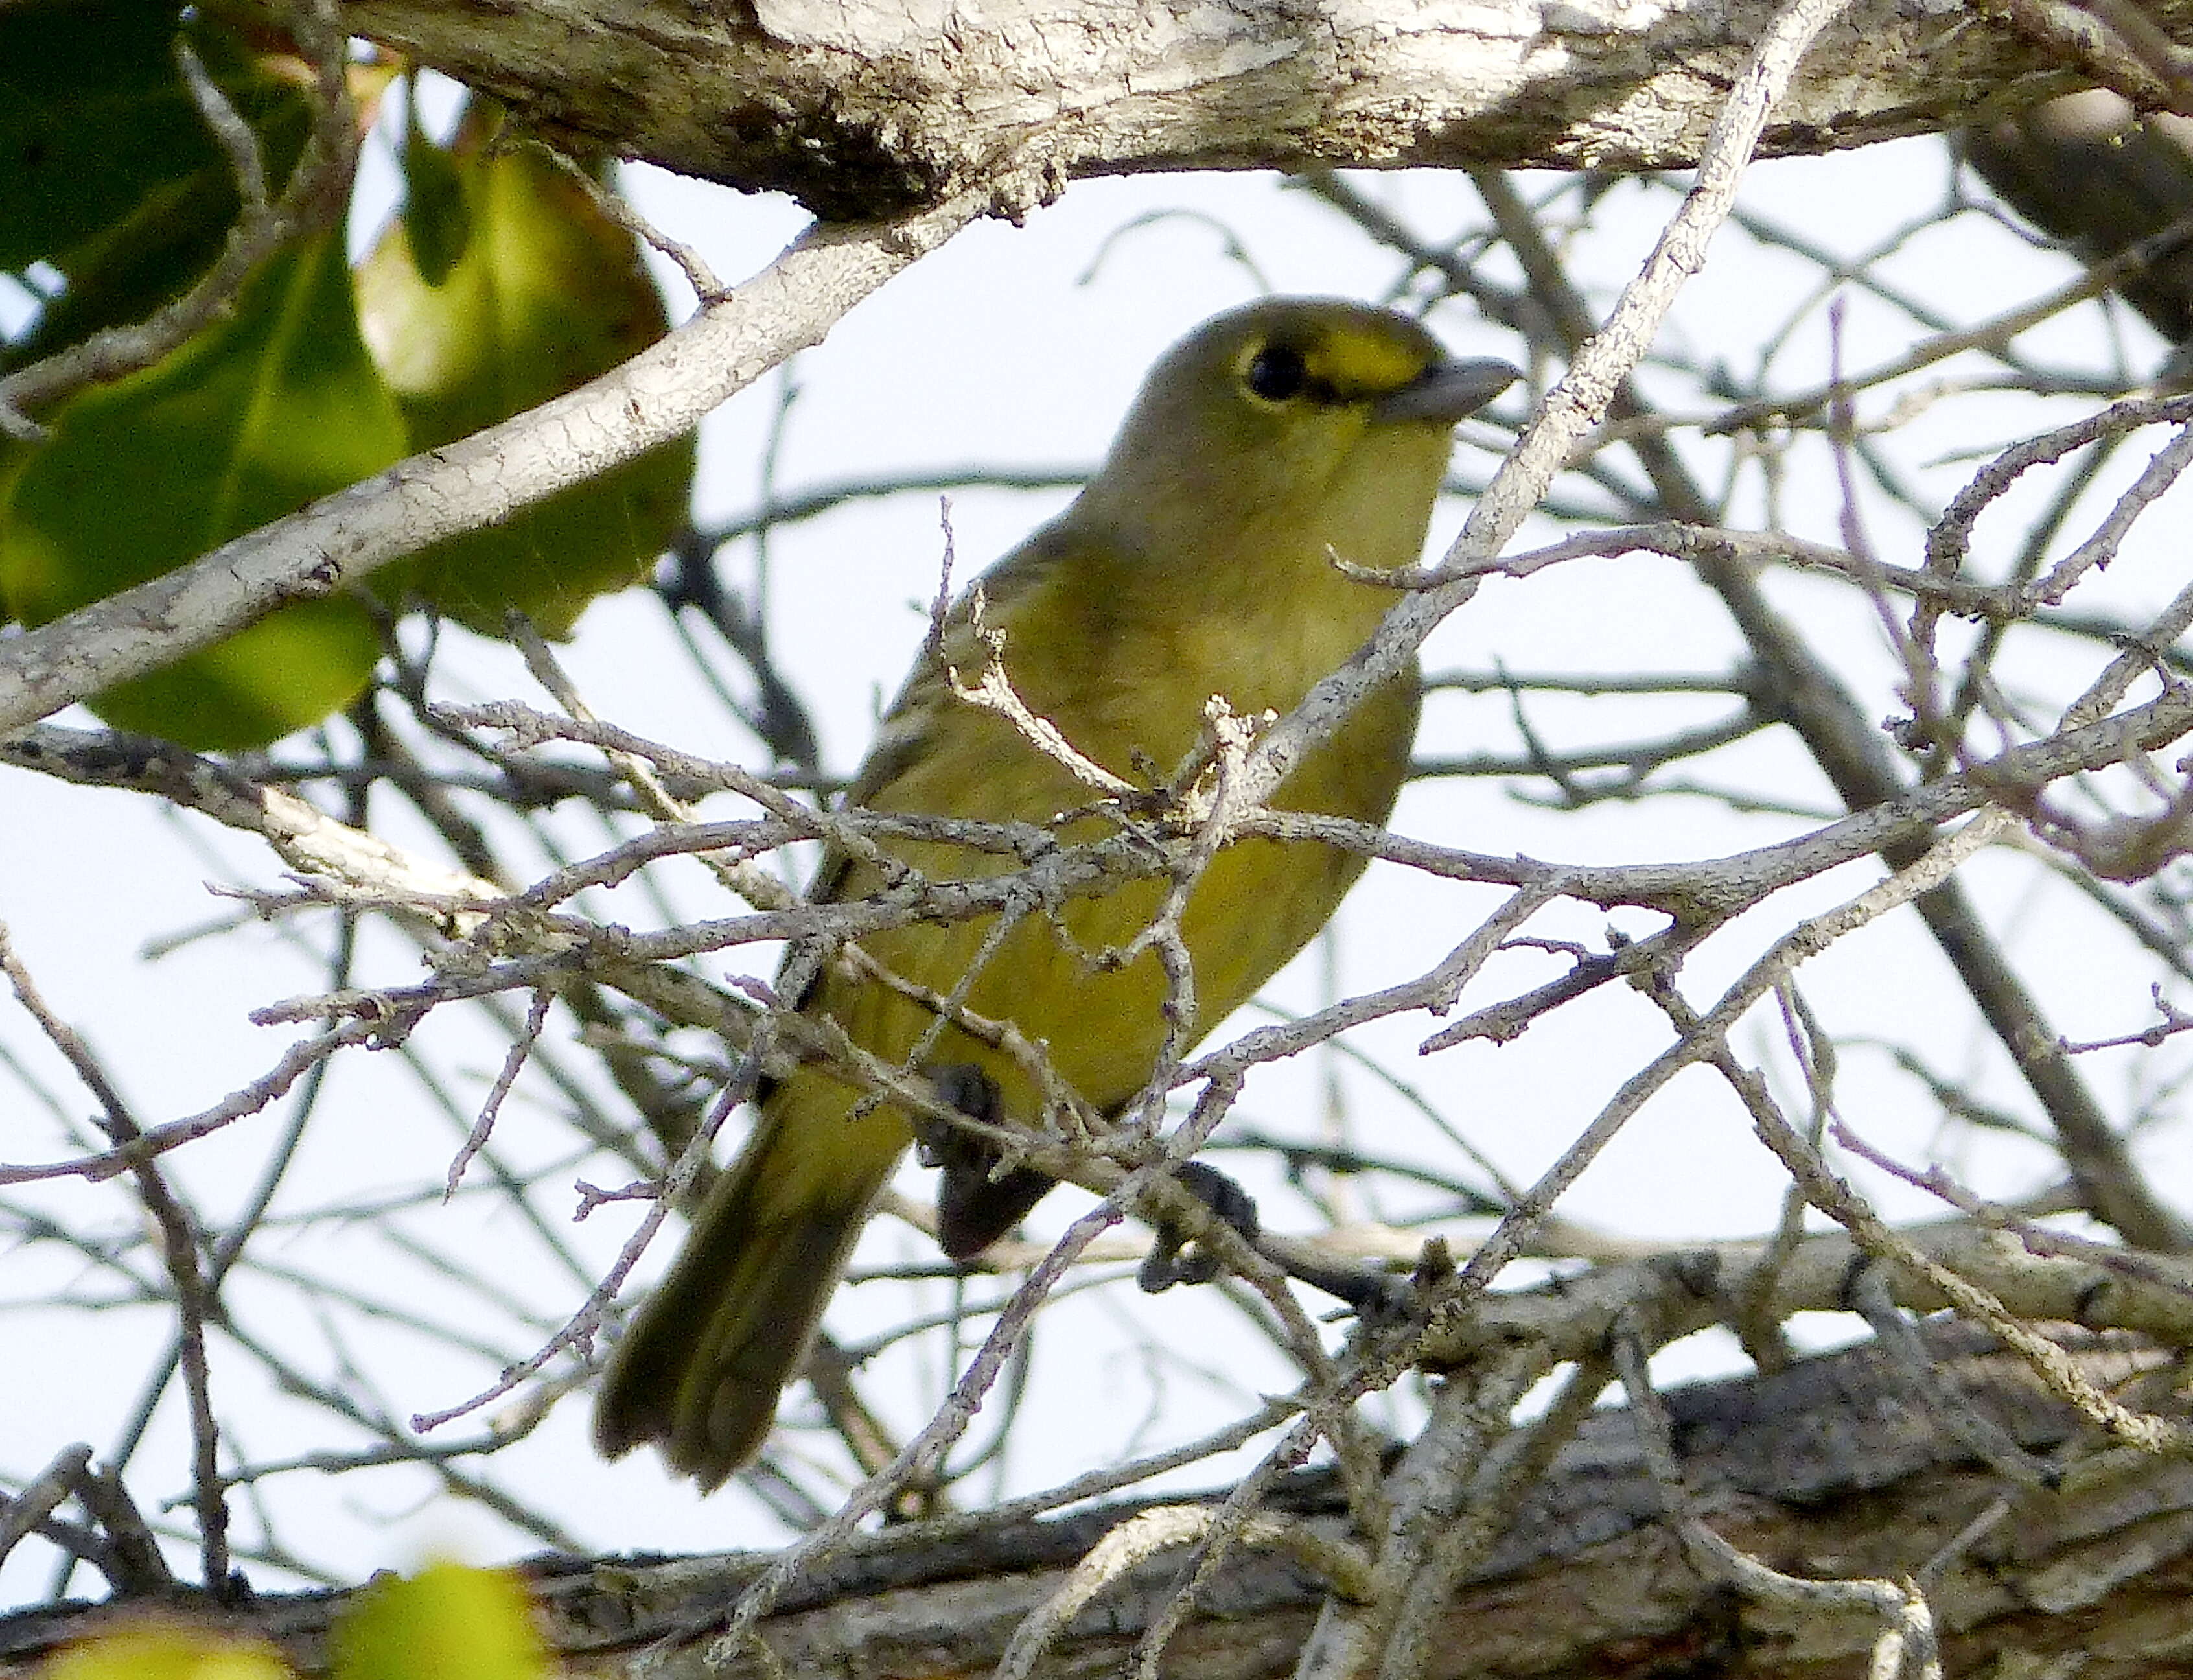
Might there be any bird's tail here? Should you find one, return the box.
[594,1071,903,1488]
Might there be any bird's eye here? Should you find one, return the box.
[1245,344,1308,401]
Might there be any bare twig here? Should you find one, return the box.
[0,926,233,1594]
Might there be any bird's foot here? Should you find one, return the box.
[1137,1158,1261,1292]
[916,1064,1058,1261]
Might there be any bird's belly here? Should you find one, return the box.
[804,672,1411,1136]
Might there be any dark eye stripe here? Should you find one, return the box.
[1244,342,1354,405]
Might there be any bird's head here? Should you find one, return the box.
[1080,298,1519,577]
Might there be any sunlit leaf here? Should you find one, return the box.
[330,1561,548,1680]
[39,1623,292,1680]
[358,111,694,640]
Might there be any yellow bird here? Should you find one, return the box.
[595,298,1517,1487]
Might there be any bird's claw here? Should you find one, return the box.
[1138,1159,1260,1292]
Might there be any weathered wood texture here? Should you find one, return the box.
[7,1325,2191,1676]
[304,0,2139,215]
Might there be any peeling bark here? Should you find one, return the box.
[7,1326,2190,1677]
[294,0,2131,216]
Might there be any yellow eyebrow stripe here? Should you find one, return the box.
[1301,326,1430,399]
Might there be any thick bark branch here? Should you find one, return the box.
[6,1327,2190,1677]
[306,0,2137,217]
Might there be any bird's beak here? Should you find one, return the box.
[1373,357,1520,425]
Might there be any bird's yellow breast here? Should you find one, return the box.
[801,528,1419,1134]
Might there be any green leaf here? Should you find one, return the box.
[330,1561,548,1680]
[399,89,474,287]
[1,3,316,364]
[6,170,246,376]
[0,229,407,749]
[358,119,694,640]
[0,0,220,272]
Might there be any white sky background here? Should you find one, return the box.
[5,103,2193,1601]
